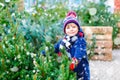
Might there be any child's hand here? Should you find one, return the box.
[57,52,62,56]
[69,58,78,71]
[57,52,62,63]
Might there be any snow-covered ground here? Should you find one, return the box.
[90,49,120,80]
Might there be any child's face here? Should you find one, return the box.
[65,23,79,37]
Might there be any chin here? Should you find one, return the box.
[69,34,76,36]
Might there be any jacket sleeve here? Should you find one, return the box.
[54,39,62,53]
[74,37,87,61]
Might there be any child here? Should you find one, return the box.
[54,11,90,80]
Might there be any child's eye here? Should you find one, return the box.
[66,26,70,29]
[72,26,76,28]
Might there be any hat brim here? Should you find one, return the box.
[64,20,80,33]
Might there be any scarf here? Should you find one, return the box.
[60,35,78,50]
[59,30,84,50]
[59,31,84,58]
[59,35,78,59]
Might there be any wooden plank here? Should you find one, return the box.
[91,53,112,61]
[82,26,113,34]
[94,48,112,54]
[87,40,113,48]
[95,34,112,40]
[85,34,112,40]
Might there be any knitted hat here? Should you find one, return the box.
[63,11,80,33]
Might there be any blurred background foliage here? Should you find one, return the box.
[0,0,120,79]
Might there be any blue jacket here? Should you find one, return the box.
[54,29,90,80]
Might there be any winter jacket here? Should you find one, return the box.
[54,30,90,80]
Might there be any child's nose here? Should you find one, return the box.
[70,26,73,30]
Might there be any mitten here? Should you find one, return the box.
[69,58,78,71]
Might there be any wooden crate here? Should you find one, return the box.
[17,0,24,11]
[82,26,113,61]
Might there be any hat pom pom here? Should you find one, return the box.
[66,11,77,18]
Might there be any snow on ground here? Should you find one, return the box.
[90,49,120,80]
